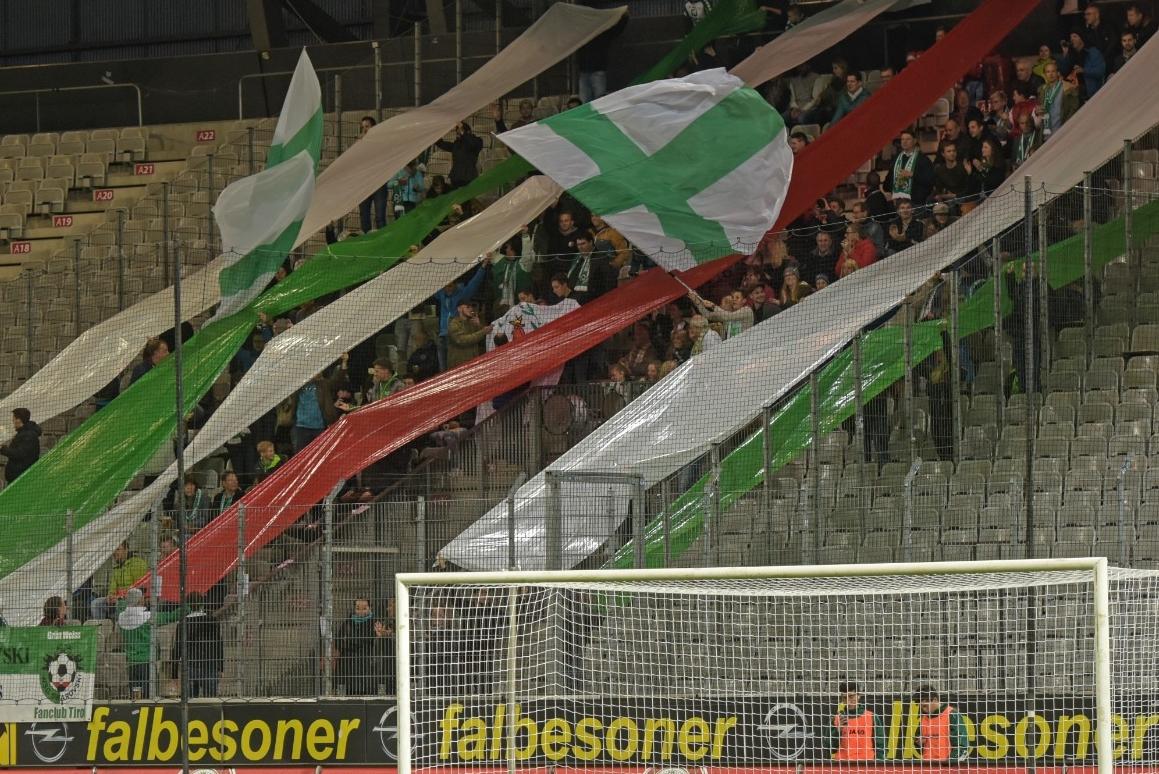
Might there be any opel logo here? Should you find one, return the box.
[25,722,73,764]
[757,703,812,760]
[374,705,399,760]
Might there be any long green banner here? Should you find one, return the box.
[611,197,1159,568]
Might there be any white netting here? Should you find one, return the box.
[399,563,1159,772]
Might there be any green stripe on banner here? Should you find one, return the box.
[610,197,1159,569]
[216,219,302,298]
[267,106,325,167]
[631,0,765,86]
[552,86,784,262]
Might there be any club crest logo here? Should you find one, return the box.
[40,652,83,704]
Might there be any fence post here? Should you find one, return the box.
[247,126,256,176]
[505,472,526,571]
[148,492,162,699]
[991,237,1005,434]
[948,271,962,461]
[1124,139,1135,277]
[495,0,502,55]
[852,333,866,504]
[709,442,722,566]
[72,238,81,339]
[1022,175,1036,560]
[545,471,563,571]
[334,74,344,154]
[476,432,487,500]
[207,153,216,202]
[321,482,342,696]
[661,478,673,567]
[1118,455,1132,566]
[236,503,248,696]
[24,271,33,377]
[902,299,916,465]
[1037,203,1052,394]
[415,496,427,572]
[65,510,75,607]
[809,371,822,562]
[455,0,464,84]
[161,181,171,286]
[115,208,126,311]
[413,24,422,107]
[761,404,773,522]
[632,474,646,569]
[1083,171,1095,366]
[530,390,544,473]
[902,459,921,562]
[373,41,384,121]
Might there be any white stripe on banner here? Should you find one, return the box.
[441,38,1159,571]
[0,176,563,625]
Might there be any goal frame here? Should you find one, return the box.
[395,557,1113,774]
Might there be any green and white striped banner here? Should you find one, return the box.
[498,68,793,270]
[211,49,323,321]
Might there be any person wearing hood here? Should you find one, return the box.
[1,407,41,483]
[117,587,184,698]
[171,592,224,698]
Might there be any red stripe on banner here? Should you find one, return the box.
[158,257,738,598]
[770,0,1040,230]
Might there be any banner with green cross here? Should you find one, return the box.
[498,68,793,270]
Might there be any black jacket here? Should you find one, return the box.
[435,131,484,188]
[1,421,41,482]
[171,609,225,677]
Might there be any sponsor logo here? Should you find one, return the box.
[643,766,710,774]
[757,703,811,761]
[25,722,73,764]
[0,723,16,765]
[374,705,399,761]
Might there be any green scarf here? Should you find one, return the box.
[569,253,593,293]
[892,148,919,199]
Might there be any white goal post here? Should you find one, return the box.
[396,558,1136,774]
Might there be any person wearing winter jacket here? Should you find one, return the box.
[117,588,184,698]
[171,592,224,698]
[435,122,484,189]
[1,407,40,483]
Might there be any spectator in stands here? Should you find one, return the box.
[830,72,870,124]
[435,266,488,370]
[389,160,426,215]
[2,407,40,484]
[172,592,224,698]
[1035,62,1078,136]
[815,273,830,290]
[130,337,168,384]
[962,118,995,166]
[1033,44,1055,79]
[211,471,243,514]
[886,200,924,255]
[926,203,956,237]
[448,301,491,370]
[828,681,884,760]
[779,266,813,307]
[974,138,1008,199]
[1012,60,1044,101]
[667,328,693,363]
[335,597,389,696]
[886,130,934,209]
[1059,31,1107,100]
[489,236,534,312]
[914,685,968,762]
[290,373,339,453]
[932,141,974,209]
[1007,84,1038,141]
[621,323,658,379]
[787,131,810,155]
[367,359,404,402]
[1124,4,1154,47]
[39,595,69,626]
[1012,113,1041,168]
[1082,3,1119,62]
[1113,30,1139,73]
[1006,260,1043,394]
[91,540,148,620]
[358,117,389,232]
[689,314,721,355]
[118,587,183,699]
[786,63,825,125]
[436,122,484,190]
[406,329,439,381]
[848,202,885,255]
[690,290,753,338]
[255,440,282,482]
[983,91,1013,143]
[591,215,631,272]
[540,210,584,274]
[863,171,893,222]
[834,224,876,278]
[429,175,450,198]
[747,285,780,324]
[578,12,627,103]
[512,98,536,129]
[572,231,618,302]
[802,231,839,284]
[164,474,210,530]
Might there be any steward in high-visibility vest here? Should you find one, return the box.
[831,682,885,760]
[914,685,969,761]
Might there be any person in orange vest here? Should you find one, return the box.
[914,685,969,762]
[830,681,885,761]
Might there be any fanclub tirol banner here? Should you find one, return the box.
[2,695,1159,768]
[0,627,96,724]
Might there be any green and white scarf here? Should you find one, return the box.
[569,253,593,293]
[892,148,919,200]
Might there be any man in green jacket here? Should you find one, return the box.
[447,301,491,370]
[117,588,184,699]
[90,541,148,621]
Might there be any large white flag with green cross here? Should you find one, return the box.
[210,49,324,321]
[497,69,793,271]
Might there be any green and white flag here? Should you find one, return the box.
[211,49,323,321]
[0,626,97,723]
[497,68,793,270]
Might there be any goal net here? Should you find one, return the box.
[396,559,1159,774]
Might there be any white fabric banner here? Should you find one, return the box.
[0,176,562,625]
[441,40,1159,571]
[294,4,626,243]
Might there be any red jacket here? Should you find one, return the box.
[834,239,877,278]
